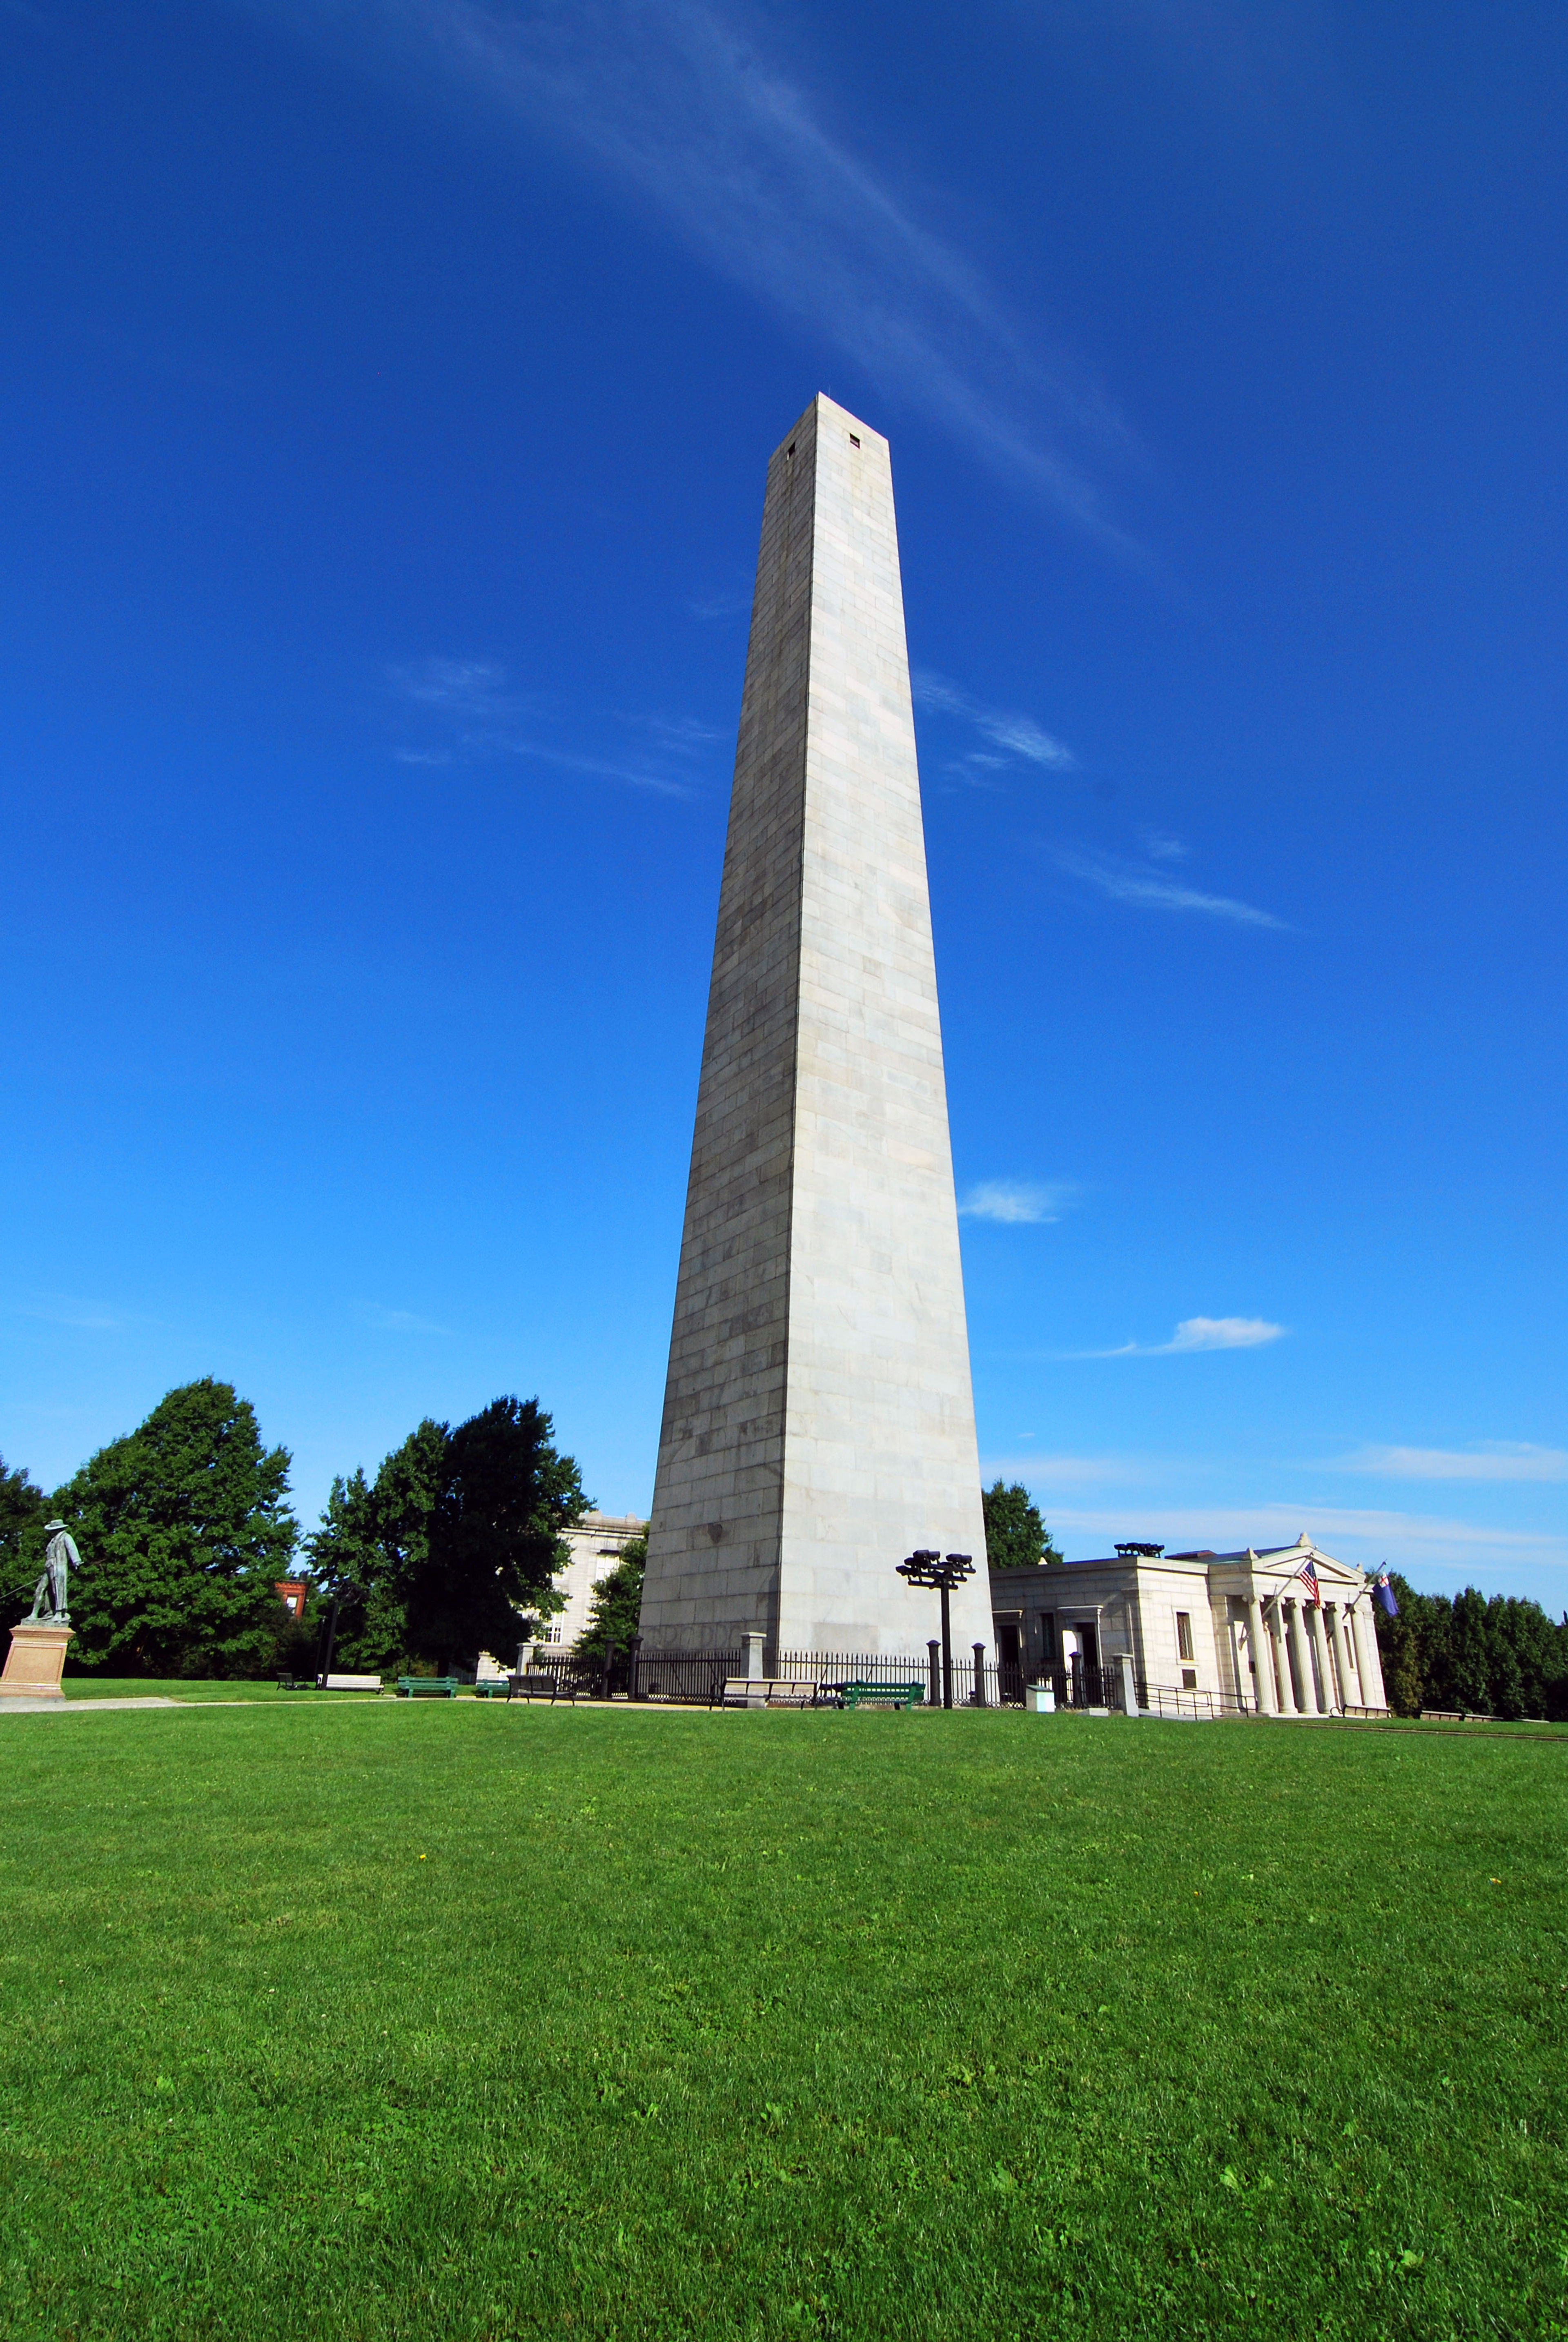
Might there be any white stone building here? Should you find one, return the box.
[476,1512,647,1678]
[989,1534,1388,1716]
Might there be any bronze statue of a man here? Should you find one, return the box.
[29,1520,78,1624]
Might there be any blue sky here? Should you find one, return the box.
[2,0,1562,1601]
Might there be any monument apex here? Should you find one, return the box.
[639,395,992,1660]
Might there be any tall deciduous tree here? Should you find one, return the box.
[305,1425,451,1674]
[982,1480,1065,1570]
[56,1380,296,1676]
[413,1398,583,1669]
[572,1534,646,1656]
[1373,1576,1568,1719]
[306,1400,582,1673]
[0,1454,49,1631]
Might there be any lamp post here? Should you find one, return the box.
[896,1550,974,1710]
[314,1576,361,1689]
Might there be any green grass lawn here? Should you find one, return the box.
[0,1705,1562,2340]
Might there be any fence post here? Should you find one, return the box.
[927,1640,940,1709]
[601,1638,615,1701]
[744,1631,764,1682]
[971,1643,987,1707]
[1118,1653,1140,1717]
[628,1634,642,1702]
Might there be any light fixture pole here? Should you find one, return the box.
[896,1550,975,1710]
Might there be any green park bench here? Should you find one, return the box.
[471,1681,512,1700]
[396,1677,462,1699]
[835,1682,924,1711]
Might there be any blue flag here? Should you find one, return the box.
[1374,1572,1399,1618]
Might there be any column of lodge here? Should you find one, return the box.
[1246,1594,1277,1714]
[1285,1599,1313,1714]
[1325,1603,1354,1708]
[1267,1595,1295,1714]
[1305,1601,1338,1714]
[1350,1596,1389,1711]
[1230,1597,1256,1711]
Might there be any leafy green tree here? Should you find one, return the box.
[411,1398,583,1670]
[1488,1632,1527,1722]
[982,1480,1065,1570]
[304,1427,450,1675]
[1374,1573,1432,1714]
[1372,1578,1568,1721]
[572,1534,646,1656]
[1449,1587,1492,1714]
[55,1380,297,1676]
[1383,1636,1425,1719]
[0,1453,49,1631]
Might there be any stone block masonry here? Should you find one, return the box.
[639,396,992,1659]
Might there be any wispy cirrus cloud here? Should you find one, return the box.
[1335,1443,1568,1485]
[388,655,706,795]
[1043,1502,1568,1581]
[1070,1316,1286,1359]
[688,584,752,621]
[979,1452,1145,1489]
[362,1303,454,1336]
[1138,827,1188,864]
[958,1179,1078,1225]
[915,670,1076,782]
[389,655,514,717]
[17,1296,128,1333]
[248,0,1140,548]
[1051,845,1287,930]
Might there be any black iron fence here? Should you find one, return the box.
[520,1645,1031,1708]
[516,1645,1243,1719]
[522,1648,746,1704]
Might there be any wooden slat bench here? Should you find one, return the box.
[719,1677,820,1709]
[396,1677,462,1699]
[323,1673,384,1693]
[507,1674,578,1704]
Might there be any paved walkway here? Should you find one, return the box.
[0,1696,185,1715]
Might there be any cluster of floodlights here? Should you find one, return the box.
[895,1548,975,1709]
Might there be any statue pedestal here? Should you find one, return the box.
[0,1621,74,1699]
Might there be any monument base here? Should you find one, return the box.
[0,1621,74,1699]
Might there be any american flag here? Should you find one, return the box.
[1295,1558,1321,1606]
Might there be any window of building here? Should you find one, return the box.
[1181,1667,1197,1691]
[1176,1611,1194,1661]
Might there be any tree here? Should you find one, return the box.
[1449,1587,1492,1714]
[982,1480,1065,1571]
[304,1427,449,1675]
[409,1398,584,1669]
[572,1534,647,1656]
[54,1380,297,1676]
[1374,1573,1431,1715]
[1372,1575,1568,1722]
[0,1453,49,1632]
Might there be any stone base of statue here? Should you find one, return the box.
[0,1621,74,1699]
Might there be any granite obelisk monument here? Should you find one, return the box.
[639,395,992,1660]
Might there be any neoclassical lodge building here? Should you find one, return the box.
[989,1534,1389,1716]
